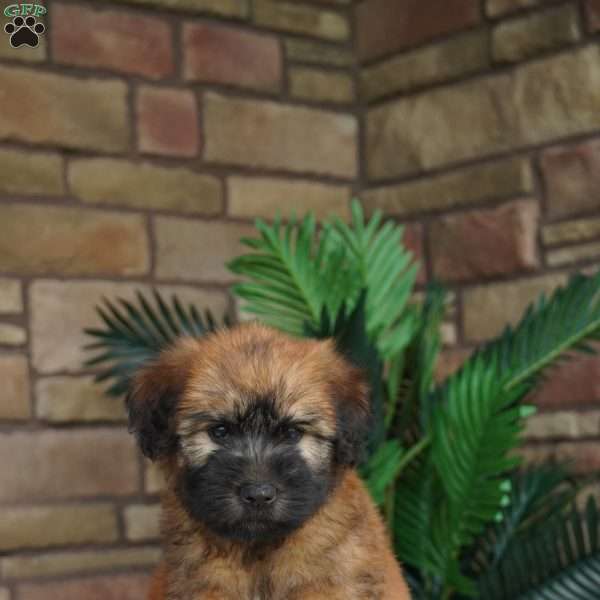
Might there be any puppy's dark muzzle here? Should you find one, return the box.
[240,482,277,506]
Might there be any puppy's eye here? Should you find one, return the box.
[281,426,303,443]
[209,424,231,441]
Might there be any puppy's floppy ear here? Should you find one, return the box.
[126,338,199,461]
[329,353,372,467]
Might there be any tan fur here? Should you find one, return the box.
[138,324,411,600]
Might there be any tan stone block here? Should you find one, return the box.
[17,574,151,600]
[362,157,533,216]
[145,461,165,494]
[493,5,580,64]
[0,204,148,277]
[0,28,46,61]
[547,241,600,267]
[110,0,248,17]
[543,217,600,246]
[0,504,117,551]
[0,587,8,600]
[540,139,600,219]
[487,0,545,17]
[361,30,488,102]
[366,74,516,178]
[124,504,161,541]
[52,4,174,79]
[69,158,222,215]
[36,376,127,423]
[0,148,64,196]
[30,280,228,373]
[430,200,539,282]
[514,45,600,147]
[289,67,354,104]
[155,218,254,283]
[0,279,22,314]
[204,93,357,178]
[0,429,139,502]
[463,273,568,342]
[0,546,160,579]
[366,46,600,179]
[524,410,600,439]
[0,66,129,152]
[254,0,350,41]
[0,354,30,420]
[183,22,281,92]
[228,176,350,220]
[285,39,353,67]
[0,324,26,346]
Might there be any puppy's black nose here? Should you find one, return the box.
[240,483,277,505]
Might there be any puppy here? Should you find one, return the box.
[127,323,411,600]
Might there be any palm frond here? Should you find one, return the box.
[228,213,356,336]
[480,497,600,599]
[428,353,533,596]
[330,200,420,359]
[468,464,577,576]
[84,290,228,396]
[472,271,600,393]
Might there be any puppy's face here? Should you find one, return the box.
[127,324,369,543]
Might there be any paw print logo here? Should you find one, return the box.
[4,15,45,48]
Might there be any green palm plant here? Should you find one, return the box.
[85,201,600,599]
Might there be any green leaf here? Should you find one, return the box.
[84,291,228,396]
[480,498,600,599]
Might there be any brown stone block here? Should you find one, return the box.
[0,354,30,420]
[52,3,173,79]
[0,66,129,152]
[430,200,539,282]
[137,86,200,158]
[183,22,281,92]
[0,204,149,277]
[585,0,600,30]
[357,0,480,62]
[530,351,600,409]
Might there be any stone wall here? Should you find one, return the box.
[0,0,357,597]
[0,0,599,597]
[357,0,600,477]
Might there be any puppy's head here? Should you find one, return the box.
[126,323,370,543]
